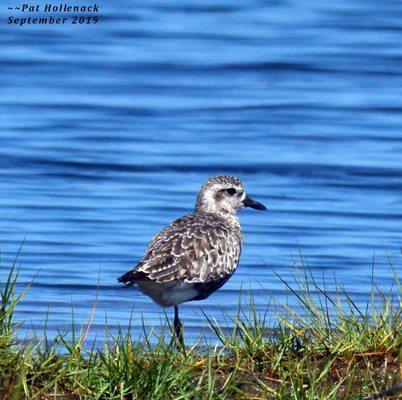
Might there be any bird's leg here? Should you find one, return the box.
[173,305,184,349]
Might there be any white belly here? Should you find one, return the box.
[137,280,198,307]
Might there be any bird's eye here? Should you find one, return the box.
[225,188,237,196]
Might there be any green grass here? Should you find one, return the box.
[0,248,401,399]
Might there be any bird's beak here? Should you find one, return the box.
[242,195,267,211]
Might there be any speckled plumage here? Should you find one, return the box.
[118,175,266,308]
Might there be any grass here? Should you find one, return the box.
[0,248,401,399]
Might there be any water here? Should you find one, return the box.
[0,0,401,344]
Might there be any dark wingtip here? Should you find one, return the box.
[117,270,134,284]
[118,270,149,286]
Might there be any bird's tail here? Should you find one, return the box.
[117,270,136,285]
[117,268,149,287]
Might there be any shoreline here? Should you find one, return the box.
[1,255,401,399]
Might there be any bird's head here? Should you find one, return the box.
[195,175,267,216]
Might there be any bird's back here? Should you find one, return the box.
[118,211,243,289]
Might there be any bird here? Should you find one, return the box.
[117,175,267,346]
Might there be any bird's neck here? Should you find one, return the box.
[219,211,241,227]
[196,207,241,228]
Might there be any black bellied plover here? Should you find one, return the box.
[118,175,266,345]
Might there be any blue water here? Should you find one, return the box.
[0,0,401,344]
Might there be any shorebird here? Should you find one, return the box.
[118,175,266,345]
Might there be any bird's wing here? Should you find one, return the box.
[118,213,242,285]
